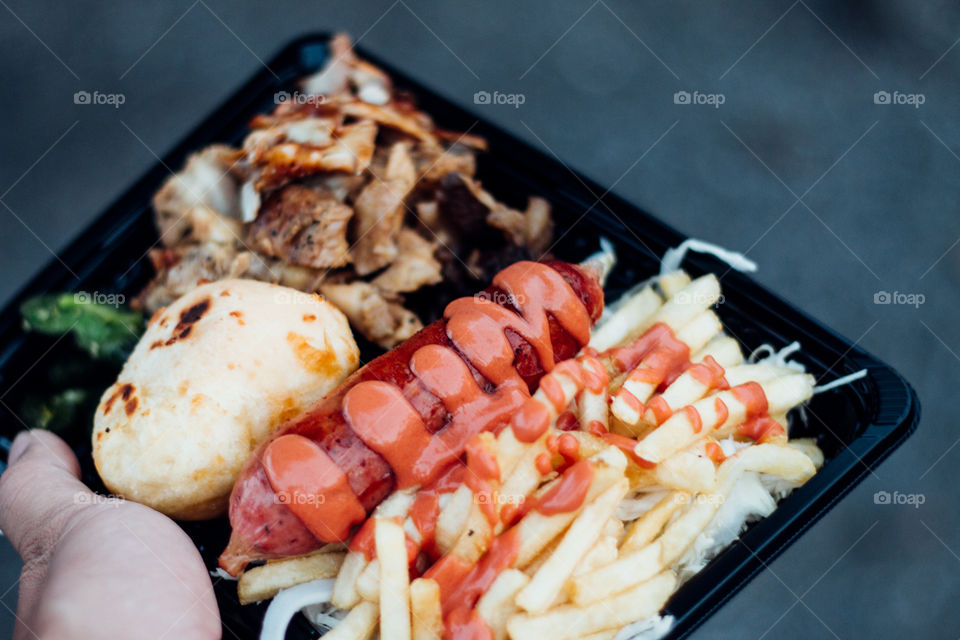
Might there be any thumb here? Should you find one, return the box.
[0,430,91,562]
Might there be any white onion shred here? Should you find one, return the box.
[615,614,676,640]
[581,237,618,287]
[814,369,868,394]
[747,341,805,371]
[302,602,349,634]
[677,472,777,580]
[209,567,237,582]
[260,579,335,640]
[659,239,758,276]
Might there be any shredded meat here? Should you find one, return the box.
[486,196,554,255]
[372,229,442,293]
[256,119,377,190]
[247,184,353,268]
[341,101,436,144]
[320,281,422,348]
[137,33,557,354]
[152,146,242,247]
[351,142,417,275]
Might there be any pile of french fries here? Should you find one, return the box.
[248,270,825,640]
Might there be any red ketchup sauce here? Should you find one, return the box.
[439,461,595,637]
[731,381,784,442]
[261,262,593,545]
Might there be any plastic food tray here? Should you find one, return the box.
[0,34,919,639]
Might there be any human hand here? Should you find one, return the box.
[0,430,220,639]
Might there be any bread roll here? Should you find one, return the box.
[93,279,359,519]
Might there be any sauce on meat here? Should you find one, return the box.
[264,262,593,544]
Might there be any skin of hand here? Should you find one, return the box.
[0,430,221,639]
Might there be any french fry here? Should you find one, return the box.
[410,578,442,640]
[589,285,663,351]
[376,518,411,640]
[516,479,629,613]
[653,274,721,329]
[723,363,795,387]
[620,490,688,553]
[789,437,825,468]
[449,503,493,564]
[733,443,816,484]
[507,570,677,640]
[636,373,815,463]
[580,631,618,640]
[652,451,716,492]
[322,600,379,640]
[332,551,368,609]
[611,309,722,427]
[674,310,723,354]
[356,559,380,602]
[435,484,472,554]
[571,449,765,606]
[238,551,345,605]
[657,270,692,299]
[514,447,627,568]
[692,334,743,367]
[572,533,619,577]
[477,569,529,640]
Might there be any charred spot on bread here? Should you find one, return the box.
[103,383,136,415]
[151,297,212,348]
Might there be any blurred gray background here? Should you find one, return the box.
[0,1,957,638]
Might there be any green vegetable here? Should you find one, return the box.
[20,388,92,434]
[20,293,144,361]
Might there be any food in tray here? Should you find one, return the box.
[12,33,863,640]
[92,279,359,519]
[136,33,553,349]
[216,250,828,640]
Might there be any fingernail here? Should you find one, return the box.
[7,431,34,465]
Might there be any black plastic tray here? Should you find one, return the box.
[0,34,919,640]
